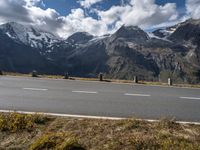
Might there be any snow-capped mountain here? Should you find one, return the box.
[152,25,178,39]
[0,19,200,83]
[0,22,60,49]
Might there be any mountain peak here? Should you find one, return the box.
[181,18,200,26]
[168,18,200,43]
[111,25,149,43]
[120,25,141,30]
[0,22,59,49]
[67,32,94,44]
[0,22,25,31]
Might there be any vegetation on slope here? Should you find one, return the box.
[0,113,199,149]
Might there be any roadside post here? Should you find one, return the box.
[168,78,172,86]
[64,72,69,79]
[32,70,38,77]
[134,76,138,83]
[0,70,3,75]
[99,73,103,81]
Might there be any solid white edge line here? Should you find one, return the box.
[180,97,200,100]
[0,109,199,125]
[124,93,151,97]
[23,88,48,91]
[72,91,98,94]
[0,110,122,120]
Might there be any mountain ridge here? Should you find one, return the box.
[0,19,200,83]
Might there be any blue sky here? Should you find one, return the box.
[41,0,186,16]
[0,0,199,37]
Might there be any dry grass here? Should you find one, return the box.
[0,113,199,149]
[29,132,85,150]
[0,113,52,132]
[3,72,32,77]
[3,72,200,88]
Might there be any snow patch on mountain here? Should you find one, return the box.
[0,22,60,49]
[147,32,172,42]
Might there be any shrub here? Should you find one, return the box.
[159,137,200,149]
[29,132,86,150]
[0,113,34,132]
[131,136,160,150]
[0,113,51,132]
[32,114,51,125]
[58,138,85,150]
[122,118,142,130]
[156,118,181,130]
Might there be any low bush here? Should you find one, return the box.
[32,113,51,125]
[118,118,142,130]
[156,118,181,130]
[0,113,34,132]
[0,113,50,132]
[29,132,85,150]
[130,136,200,150]
[158,136,200,149]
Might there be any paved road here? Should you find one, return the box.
[0,76,200,122]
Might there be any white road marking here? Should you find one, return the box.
[72,91,98,94]
[0,109,199,125]
[124,93,151,97]
[23,88,48,91]
[180,97,200,100]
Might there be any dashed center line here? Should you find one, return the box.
[180,97,200,100]
[72,91,98,94]
[23,88,48,91]
[124,93,151,97]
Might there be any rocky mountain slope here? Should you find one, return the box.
[0,19,200,83]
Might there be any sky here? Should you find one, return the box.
[0,0,199,37]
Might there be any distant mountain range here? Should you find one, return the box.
[0,19,200,83]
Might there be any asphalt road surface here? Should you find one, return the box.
[0,76,200,122]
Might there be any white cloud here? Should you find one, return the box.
[97,0,178,29]
[25,0,41,6]
[58,8,108,37]
[186,0,200,19]
[0,0,64,34]
[79,0,105,8]
[0,0,109,37]
[0,0,180,38]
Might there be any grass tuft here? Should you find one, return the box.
[0,113,199,149]
[0,113,51,132]
[29,132,85,150]
[156,118,181,130]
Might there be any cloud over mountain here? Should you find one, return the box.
[0,0,199,37]
[186,0,200,19]
[97,0,178,29]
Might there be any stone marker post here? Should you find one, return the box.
[32,70,38,77]
[99,73,103,81]
[134,76,138,83]
[64,72,69,79]
[168,78,172,86]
